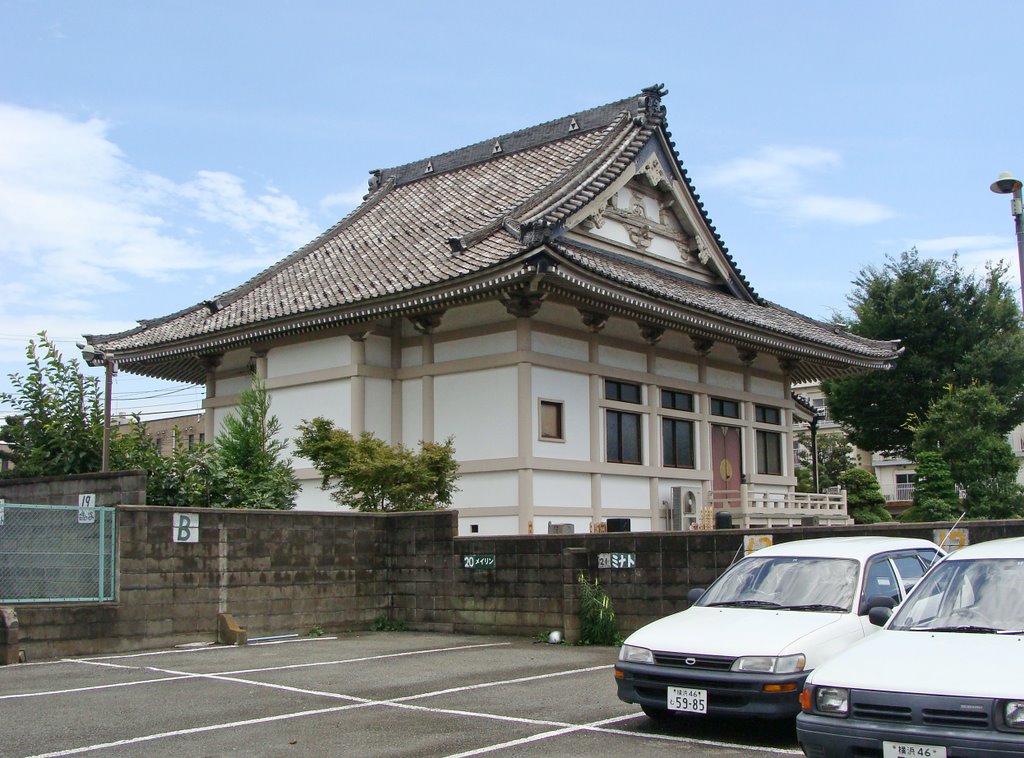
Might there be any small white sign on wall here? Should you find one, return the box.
[173,512,200,543]
[77,493,97,524]
[744,535,773,555]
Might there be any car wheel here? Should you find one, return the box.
[641,704,673,722]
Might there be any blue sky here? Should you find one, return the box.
[2,1,1022,420]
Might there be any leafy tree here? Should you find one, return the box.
[295,417,459,511]
[839,467,892,524]
[902,451,960,522]
[824,250,1024,458]
[0,333,103,476]
[912,384,1024,520]
[795,432,855,492]
[214,379,298,510]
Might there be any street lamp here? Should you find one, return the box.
[990,171,1024,311]
[78,342,116,472]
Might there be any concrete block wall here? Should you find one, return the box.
[8,502,1024,661]
[0,470,146,507]
[15,507,455,659]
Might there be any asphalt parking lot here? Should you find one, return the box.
[0,632,801,757]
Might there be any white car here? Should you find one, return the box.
[797,536,1024,757]
[615,536,943,721]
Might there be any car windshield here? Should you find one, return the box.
[696,556,859,612]
[889,557,1024,633]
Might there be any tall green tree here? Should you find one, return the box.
[295,417,459,512]
[912,384,1024,520]
[214,379,299,510]
[795,432,855,491]
[0,333,103,476]
[839,467,892,524]
[824,250,1024,458]
[903,451,960,522]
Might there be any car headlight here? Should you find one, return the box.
[814,686,850,716]
[1004,701,1024,730]
[732,654,806,674]
[618,644,654,664]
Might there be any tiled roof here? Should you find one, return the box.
[88,86,899,383]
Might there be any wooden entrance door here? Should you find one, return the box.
[711,425,742,504]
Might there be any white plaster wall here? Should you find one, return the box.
[435,368,517,460]
[435,330,516,363]
[647,235,684,263]
[459,515,519,536]
[532,367,591,460]
[598,345,646,372]
[402,345,423,368]
[292,478,346,511]
[706,366,744,392]
[532,331,589,362]
[211,406,234,438]
[364,377,392,441]
[215,375,253,398]
[267,336,351,378]
[751,376,786,399]
[602,474,653,511]
[401,379,423,446]
[655,356,699,383]
[533,470,592,508]
[587,218,632,248]
[365,335,392,368]
[273,380,351,461]
[453,471,518,508]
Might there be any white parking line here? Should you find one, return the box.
[3,642,511,701]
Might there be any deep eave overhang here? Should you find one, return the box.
[103,246,897,386]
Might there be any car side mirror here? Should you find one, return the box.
[687,588,705,605]
[868,606,893,627]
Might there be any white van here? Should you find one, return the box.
[614,536,942,721]
[797,536,1024,757]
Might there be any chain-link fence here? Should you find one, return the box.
[0,503,117,603]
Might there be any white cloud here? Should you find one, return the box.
[704,145,895,226]
[0,103,332,406]
[320,186,367,213]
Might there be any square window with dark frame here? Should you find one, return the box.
[662,417,695,468]
[606,379,642,404]
[660,389,694,412]
[711,397,740,418]
[755,405,781,425]
[756,429,783,475]
[539,400,564,440]
[607,409,642,464]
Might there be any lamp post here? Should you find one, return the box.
[78,343,116,472]
[990,171,1024,311]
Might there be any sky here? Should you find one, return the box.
[2,1,1023,420]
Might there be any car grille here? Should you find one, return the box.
[652,651,736,670]
[851,690,993,729]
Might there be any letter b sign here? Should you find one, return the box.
[172,512,200,543]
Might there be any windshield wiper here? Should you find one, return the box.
[908,625,999,634]
[781,604,847,613]
[705,600,782,609]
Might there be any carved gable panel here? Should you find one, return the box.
[573,172,723,285]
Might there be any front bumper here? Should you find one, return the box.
[615,660,807,719]
[797,712,1024,758]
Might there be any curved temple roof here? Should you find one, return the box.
[87,86,900,385]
